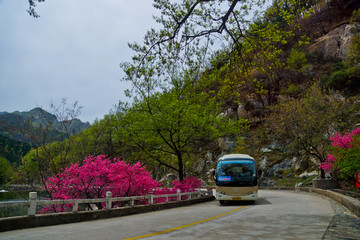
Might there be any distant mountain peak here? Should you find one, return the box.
[0,108,89,144]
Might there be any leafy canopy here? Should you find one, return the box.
[117,73,248,180]
[321,128,360,180]
[41,155,202,213]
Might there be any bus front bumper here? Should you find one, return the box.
[215,191,258,201]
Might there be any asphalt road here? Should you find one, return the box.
[0,190,350,240]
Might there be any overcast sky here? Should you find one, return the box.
[0,0,158,123]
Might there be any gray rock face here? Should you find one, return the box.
[308,24,360,60]
[266,160,293,178]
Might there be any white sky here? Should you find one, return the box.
[0,0,158,123]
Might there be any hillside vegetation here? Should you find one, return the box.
[2,0,360,190]
[0,105,88,185]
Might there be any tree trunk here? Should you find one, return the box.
[320,168,325,179]
[177,153,184,181]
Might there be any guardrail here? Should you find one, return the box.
[260,186,360,218]
[0,189,213,217]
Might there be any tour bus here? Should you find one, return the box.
[213,154,258,204]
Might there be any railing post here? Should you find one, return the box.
[177,189,181,201]
[28,192,37,216]
[106,191,112,210]
[130,198,135,207]
[73,200,78,212]
[149,191,153,205]
[189,192,192,200]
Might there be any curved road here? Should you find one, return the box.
[0,190,342,239]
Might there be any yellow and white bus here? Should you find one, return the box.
[213,154,258,204]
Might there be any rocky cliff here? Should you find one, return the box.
[308,24,360,60]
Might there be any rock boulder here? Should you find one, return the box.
[308,24,360,60]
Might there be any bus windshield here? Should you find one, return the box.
[215,159,257,187]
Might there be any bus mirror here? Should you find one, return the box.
[211,169,216,180]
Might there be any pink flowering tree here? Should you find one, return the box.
[153,176,202,202]
[172,176,202,193]
[43,155,160,212]
[321,128,360,180]
[42,155,202,213]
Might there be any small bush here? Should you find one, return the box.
[350,9,360,24]
[280,84,302,97]
[321,62,360,95]
[345,33,360,67]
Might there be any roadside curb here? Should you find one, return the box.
[260,187,360,218]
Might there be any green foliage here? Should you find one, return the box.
[321,33,360,95]
[350,9,360,24]
[345,33,360,67]
[20,111,129,185]
[21,147,52,185]
[259,83,356,177]
[286,47,310,73]
[322,62,360,95]
[0,135,31,165]
[18,0,360,186]
[199,0,318,110]
[275,175,316,187]
[280,84,302,97]
[0,156,13,185]
[332,134,360,180]
[30,72,248,182]
[70,115,125,160]
[117,74,248,180]
[0,107,87,147]
[18,101,84,186]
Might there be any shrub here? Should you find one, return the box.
[41,155,202,213]
[321,62,360,95]
[42,155,160,212]
[345,33,360,67]
[350,9,360,24]
[321,128,360,180]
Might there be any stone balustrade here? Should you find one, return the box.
[0,189,214,232]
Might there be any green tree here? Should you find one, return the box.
[118,74,248,180]
[20,99,83,190]
[120,0,273,101]
[262,83,356,178]
[0,135,31,166]
[194,0,315,114]
[69,114,126,160]
[322,128,360,182]
[333,134,360,181]
[0,156,13,185]
[119,0,318,181]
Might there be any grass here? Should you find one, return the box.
[275,176,317,187]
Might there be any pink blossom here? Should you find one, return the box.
[330,127,360,149]
[42,155,160,213]
[153,176,202,202]
[320,154,337,172]
[41,155,202,213]
[321,127,360,172]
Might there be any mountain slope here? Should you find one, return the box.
[0,107,89,145]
